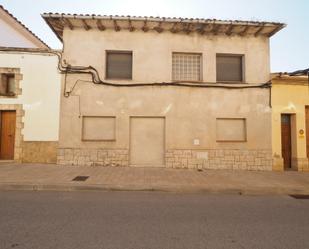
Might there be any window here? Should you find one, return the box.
[216,118,247,142]
[106,51,132,79]
[216,54,243,82]
[82,116,116,141]
[0,73,15,96]
[172,53,202,81]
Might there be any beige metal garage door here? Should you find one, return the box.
[130,117,165,167]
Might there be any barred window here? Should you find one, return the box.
[0,73,15,96]
[172,53,202,81]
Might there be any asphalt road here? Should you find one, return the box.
[0,191,308,249]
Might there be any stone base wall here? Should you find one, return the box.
[292,158,309,171]
[272,156,284,171]
[166,149,272,171]
[271,157,309,172]
[22,141,58,163]
[57,148,129,166]
[57,148,272,170]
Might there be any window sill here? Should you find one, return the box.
[216,140,247,143]
[172,80,203,83]
[216,81,246,84]
[105,78,133,81]
[81,139,116,142]
[0,94,17,98]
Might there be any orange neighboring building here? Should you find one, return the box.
[271,69,309,171]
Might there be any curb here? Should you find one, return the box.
[0,182,309,196]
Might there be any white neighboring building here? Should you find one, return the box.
[0,5,48,48]
[0,5,60,163]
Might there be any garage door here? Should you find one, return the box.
[130,117,165,167]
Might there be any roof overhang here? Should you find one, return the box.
[271,72,309,85]
[42,13,286,42]
[288,68,309,76]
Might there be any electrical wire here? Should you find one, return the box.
[49,50,271,92]
[0,48,271,93]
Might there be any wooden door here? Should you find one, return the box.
[0,111,16,160]
[306,106,309,158]
[281,114,291,169]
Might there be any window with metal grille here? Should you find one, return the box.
[106,51,132,79]
[172,53,202,81]
[216,54,243,82]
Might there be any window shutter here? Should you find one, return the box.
[216,55,243,82]
[106,52,132,79]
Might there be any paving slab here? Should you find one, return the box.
[0,163,309,195]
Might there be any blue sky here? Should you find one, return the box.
[1,0,308,72]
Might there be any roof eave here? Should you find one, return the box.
[42,13,286,41]
[41,14,63,42]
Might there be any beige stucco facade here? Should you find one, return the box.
[271,74,309,171]
[55,24,275,170]
[63,29,270,84]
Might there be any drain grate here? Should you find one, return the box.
[290,194,309,199]
[72,176,89,181]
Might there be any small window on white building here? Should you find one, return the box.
[172,53,202,81]
[0,73,15,96]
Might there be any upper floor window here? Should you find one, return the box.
[106,51,132,79]
[0,73,15,96]
[216,54,244,82]
[172,53,202,81]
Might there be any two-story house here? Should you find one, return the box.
[0,5,61,163]
[43,13,285,170]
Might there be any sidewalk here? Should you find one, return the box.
[0,163,309,195]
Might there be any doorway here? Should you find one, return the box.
[130,117,165,167]
[0,111,16,160]
[281,114,292,169]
